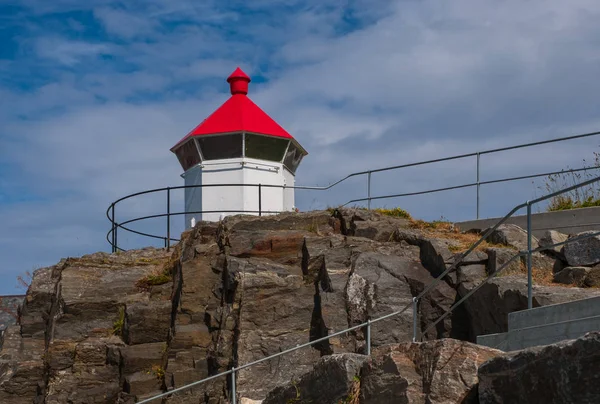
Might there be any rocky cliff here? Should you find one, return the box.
[1,209,598,403]
[0,295,25,332]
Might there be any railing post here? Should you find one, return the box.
[111,204,116,253]
[476,152,481,219]
[412,297,419,342]
[413,296,419,342]
[366,318,371,355]
[527,201,533,309]
[166,187,171,252]
[231,367,237,404]
[113,203,119,253]
[367,171,372,210]
[258,184,262,216]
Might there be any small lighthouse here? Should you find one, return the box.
[170,67,308,227]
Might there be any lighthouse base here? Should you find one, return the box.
[183,157,295,228]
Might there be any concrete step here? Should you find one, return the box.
[477,314,600,351]
[508,295,600,331]
[476,331,510,351]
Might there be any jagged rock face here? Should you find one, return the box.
[0,325,46,404]
[564,231,600,266]
[554,266,591,286]
[1,210,599,403]
[333,208,411,242]
[458,275,600,338]
[538,230,568,259]
[478,331,600,404]
[485,224,537,252]
[0,248,173,403]
[209,212,459,401]
[260,339,501,404]
[360,339,501,404]
[262,353,367,404]
[0,295,24,333]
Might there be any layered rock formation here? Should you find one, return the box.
[0,209,598,403]
[263,338,501,404]
[479,331,600,404]
[0,295,24,332]
[261,331,600,404]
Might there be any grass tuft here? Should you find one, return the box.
[541,149,600,212]
[113,306,125,336]
[146,364,165,380]
[136,246,182,290]
[374,207,412,219]
[407,218,509,253]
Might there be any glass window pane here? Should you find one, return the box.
[245,134,289,162]
[175,140,201,171]
[283,142,303,174]
[197,133,243,160]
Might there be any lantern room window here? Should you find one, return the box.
[244,133,289,162]
[175,140,201,171]
[197,133,243,160]
[283,142,303,174]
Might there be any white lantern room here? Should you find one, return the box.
[170,67,308,227]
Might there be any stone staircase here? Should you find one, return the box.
[477,295,600,351]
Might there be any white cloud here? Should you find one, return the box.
[2,0,600,294]
[35,37,111,66]
[93,7,158,39]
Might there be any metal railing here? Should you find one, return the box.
[137,174,600,403]
[107,130,600,253]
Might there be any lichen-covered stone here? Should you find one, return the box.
[262,353,367,404]
[485,224,538,252]
[360,339,501,403]
[554,266,590,286]
[538,230,568,259]
[564,231,600,266]
[478,331,600,404]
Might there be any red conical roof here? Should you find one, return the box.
[171,67,301,152]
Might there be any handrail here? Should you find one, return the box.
[421,228,600,338]
[106,164,599,252]
[105,164,598,253]
[106,130,600,253]
[137,174,600,404]
[342,165,598,205]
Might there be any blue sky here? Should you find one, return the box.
[2,0,600,295]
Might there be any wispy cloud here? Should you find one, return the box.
[1,0,600,294]
[35,37,111,66]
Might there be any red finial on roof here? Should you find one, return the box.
[227,67,251,95]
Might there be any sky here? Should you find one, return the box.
[2,0,600,295]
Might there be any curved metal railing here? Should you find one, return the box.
[107,130,600,252]
[136,174,600,404]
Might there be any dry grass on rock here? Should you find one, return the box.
[408,219,509,253]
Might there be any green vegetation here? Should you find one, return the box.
[286,380,301,404]
[306,218,321,234]
[542,150,600,211]
[139,272,172,286]
[546,195,600,211]
[326,205,411,220]
[136,258,176,290]
[149,364,165,380]
[373,207,412,219]
[337,375,361,404]
[409,217,452,231]
[113,306,125,336]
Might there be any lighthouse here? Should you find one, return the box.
[170,67,308,227]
